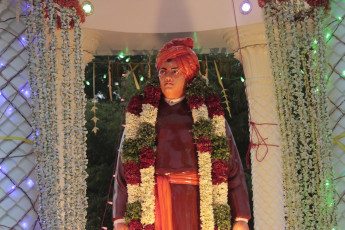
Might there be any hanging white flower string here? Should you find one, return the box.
[26,0,88,228]
[260,0,336,228]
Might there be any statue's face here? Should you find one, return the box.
[159,59,186,99]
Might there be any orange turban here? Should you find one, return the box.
[156,38,200,83]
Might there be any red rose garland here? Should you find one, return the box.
[188,95,205,109]
[128,220,143,230]
[206,94,225,118]
[197,136,213,153]
[211,159,229,185]
[122,80,231,229]
[127,95,143,115]
[139,147,156,169]
[143,86,161,108]
[124,162,141,185]
[188,92,231,229]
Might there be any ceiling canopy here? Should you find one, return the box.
[81,0,264,55]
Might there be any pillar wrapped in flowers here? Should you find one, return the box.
[259,0,337,229]
[25,0,88,229]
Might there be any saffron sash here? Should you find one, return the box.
[155,171,199,230]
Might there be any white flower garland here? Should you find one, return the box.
[140,166,156,225]
[197,151,215,229]
[26,1,88,228]
[123,82,231,229]
[262,0,336,229]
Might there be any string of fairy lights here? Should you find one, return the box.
[0,2,39,229]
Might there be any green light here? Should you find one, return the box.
[313,50,317,54]
[103,74,107,79]
[300,69,305,74]
[125,57,130,63]
[118,51,125,59]
[342,70,345,77]
[313,39,318,45]
[86,81,90,85]
[338,16,342,21]
[193,32,198,43]
[325,75,328,80]
[325,33,331,39]
[221,77,223,80]
[82,1,93,15]
[140,76,144,81]
[240,77,245,82]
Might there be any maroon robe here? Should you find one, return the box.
[113,98,251,229]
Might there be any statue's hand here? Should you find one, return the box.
[113,223,128,230]
[233,221,249,230]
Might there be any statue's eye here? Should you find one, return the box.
[173,70,179,74]
[159,70,166,75]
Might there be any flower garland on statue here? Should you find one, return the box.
[121,76,232,230]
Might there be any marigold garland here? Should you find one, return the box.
[121,76,232,229]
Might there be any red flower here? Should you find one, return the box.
[128,220,143,230]
[208,106,225,119]
[197,136,212,153]
[143,86,161,108]
[140,147,156,169]
[44,0,86,29]
[127,95,143,115]
[258,0,270,7]
[124,162,141,184]
[211,159,228,185]
[188,95,205,110]
[205,94,222,108]
[144,224,154,230]
[306,0,329,9]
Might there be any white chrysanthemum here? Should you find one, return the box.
[140,166,155,225]
[124,113,140,139]
[191,105,209,122]
[213,183,228,204]
[127,184,141,203]
[198,152,214,229]
[212,115,226,136]
[140,104,158,125]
